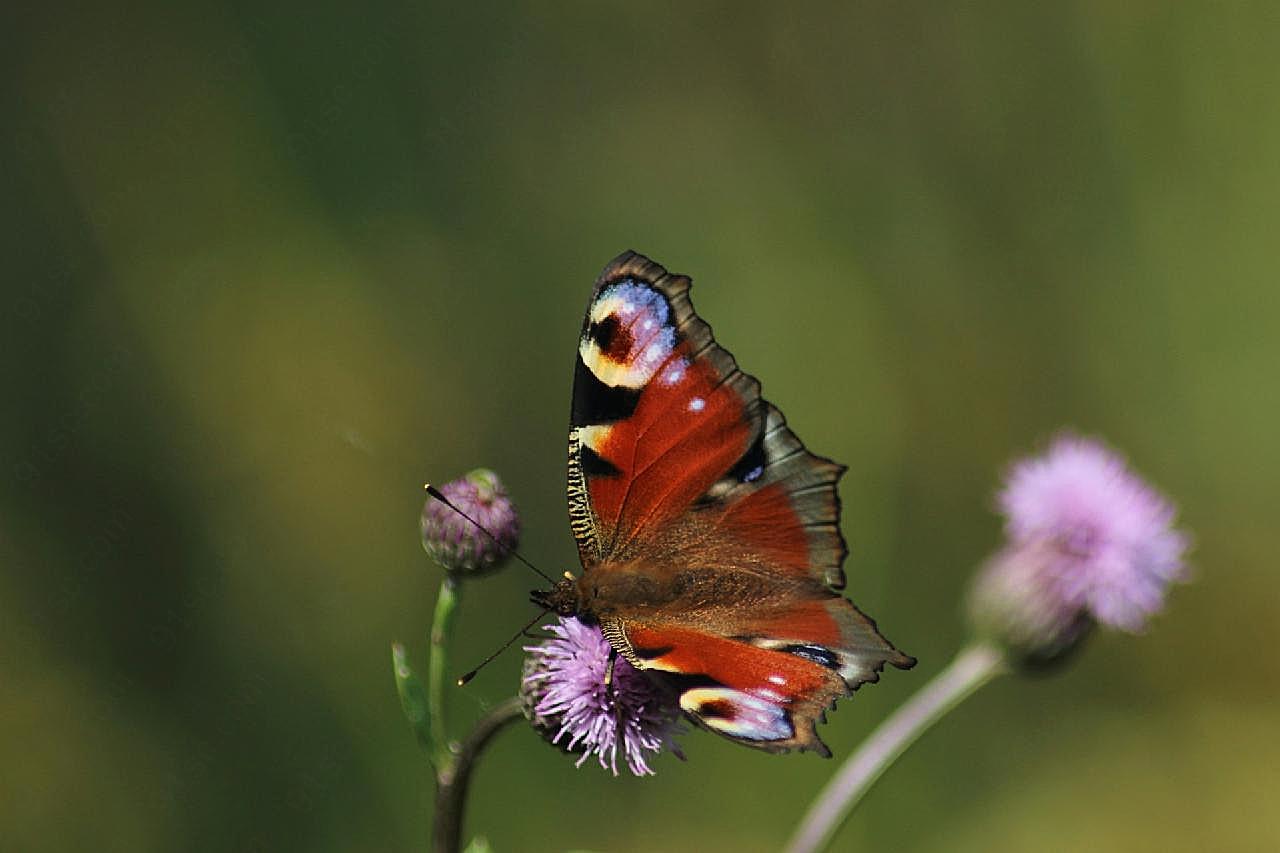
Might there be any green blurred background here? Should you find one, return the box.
[4,3,1278,851]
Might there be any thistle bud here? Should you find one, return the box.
[421,469,520,576]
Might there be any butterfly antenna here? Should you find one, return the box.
[424,483,555,584]
[457,607,552,686]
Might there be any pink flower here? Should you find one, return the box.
[971,435,1190,660]
[521,617,684,776]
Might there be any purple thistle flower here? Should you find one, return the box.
[970,434,1190,661]
[421,469,520,576]
[521,617,684,776]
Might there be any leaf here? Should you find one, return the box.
[392,642,431,748]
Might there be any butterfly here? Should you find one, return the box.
[531,251,914,756]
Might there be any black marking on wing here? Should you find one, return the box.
[779,644,842,670]
[587,314,631,362]
[578,443,622,478]
[656,671,723,691]
[630,642,675,660]
[725,425,769,485]
[570,352,641,427]
[696,699,736,719]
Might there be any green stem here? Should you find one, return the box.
[785,642,1009,853]
[428,576,461,772]
[432,697,524,853]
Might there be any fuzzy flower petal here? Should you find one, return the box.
[521,617,684,776]
[421,469,520,576]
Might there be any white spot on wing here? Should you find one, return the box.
[688,397,705,412]
[660,359,687,386]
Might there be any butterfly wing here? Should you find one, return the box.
[611,593,910,755]
[567,251,913,755]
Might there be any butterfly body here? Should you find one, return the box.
[532,251,913,756]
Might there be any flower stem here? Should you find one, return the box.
[428,576,461,771]
[433,697,524,853]
[785,642,1008,853]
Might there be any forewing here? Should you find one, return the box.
[567,251,845,589]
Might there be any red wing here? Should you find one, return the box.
[614,595,912,755]
[567,251,845,589]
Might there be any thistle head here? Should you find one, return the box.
[520,616,685,776]
[969,434,1190,665]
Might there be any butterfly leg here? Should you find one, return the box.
[603,647,630,772]
[603,646,618,688]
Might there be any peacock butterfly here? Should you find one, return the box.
[531,251,914,756]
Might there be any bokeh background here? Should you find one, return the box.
[4,3,1278,851]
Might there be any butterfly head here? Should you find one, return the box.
[530,573,582,618]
